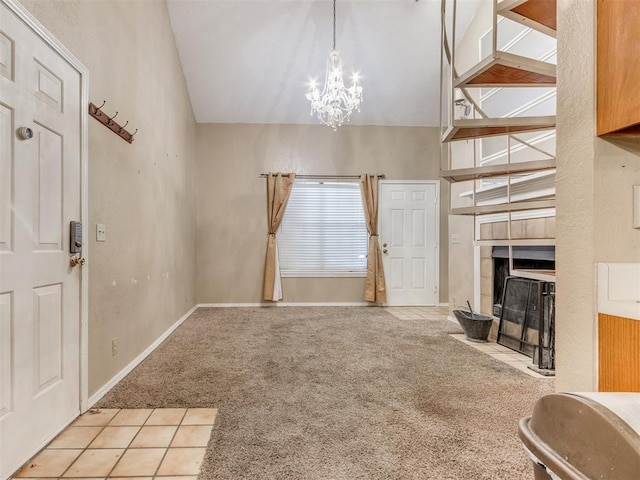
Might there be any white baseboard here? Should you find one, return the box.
[198,302,270,307]
[86,304,199,409]
[198,302,372,307]
[438,302,449,307]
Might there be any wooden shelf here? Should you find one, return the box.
[441,158,556,183]
[597,0,640,136]
[498,0,557,38]
[455,52,556,88]
[451,199,555,216]
[442,116,556,142]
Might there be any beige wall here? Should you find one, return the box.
[196,124,448,304]
[22,0,198,396]
[556,0,640,391]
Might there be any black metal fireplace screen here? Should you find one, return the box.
[497,276,555,373]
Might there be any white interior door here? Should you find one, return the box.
[0,3,83,477]
[379,181,439,306]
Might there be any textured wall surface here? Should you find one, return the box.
[556,0,640,391]
[195,124,447,304]
[555,0,597,392]
[21,0,198,396]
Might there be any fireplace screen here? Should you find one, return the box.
[497,276,555,373]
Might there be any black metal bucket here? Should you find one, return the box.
[453,310,493,343]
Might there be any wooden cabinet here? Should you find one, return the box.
[597,0,640,135]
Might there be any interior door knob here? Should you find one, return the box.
[16,127,33,140]
[383,243,388,248]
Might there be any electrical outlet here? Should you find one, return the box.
[112,338,118,356]
[452,296,456,306]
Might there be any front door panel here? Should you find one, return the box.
[0,4,82,477]
[379,182,438,306]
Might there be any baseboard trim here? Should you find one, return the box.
[438,302,449,307]
[197,302,373,308]
[86,304,199,409]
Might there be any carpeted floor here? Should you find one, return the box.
[96,307,554,479]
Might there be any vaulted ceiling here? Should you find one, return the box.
[167,0,481,127]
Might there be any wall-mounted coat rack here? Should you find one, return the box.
[88,101,137,144]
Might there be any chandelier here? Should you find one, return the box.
[306,0,363,130]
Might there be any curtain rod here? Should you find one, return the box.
[259,174,385,179]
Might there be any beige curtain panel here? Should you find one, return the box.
[263,172,296,301]
[360,174,387,303]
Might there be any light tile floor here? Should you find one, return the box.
[14,407,217,480]
[385,306,550,379]
[384,306,450,320]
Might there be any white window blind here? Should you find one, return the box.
[278,181,368,277]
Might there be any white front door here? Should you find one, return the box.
[0,3,84,477]
[379,181,439,306]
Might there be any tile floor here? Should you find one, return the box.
[14,407,217,480]
[449,334,549,378]
[384,306,450,320]
[385,306,550,379]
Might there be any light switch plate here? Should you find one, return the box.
[451,233,460,244]
[96,223,106,241]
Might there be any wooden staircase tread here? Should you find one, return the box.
[441,159,556,182]
[455,53,556,88]
[450,199,555,215]
[498,0,557,38]
[442,116,556,142]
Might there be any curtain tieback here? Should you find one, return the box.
[371,234,379,237]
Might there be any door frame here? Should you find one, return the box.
[378,180,440,306]
[3,0,90,412]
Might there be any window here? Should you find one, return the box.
[278,181,368,277]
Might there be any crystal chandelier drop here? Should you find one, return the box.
[306,0,363,130]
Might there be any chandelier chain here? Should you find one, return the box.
[333,0,336,50]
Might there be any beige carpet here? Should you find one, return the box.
[96,307,554,479]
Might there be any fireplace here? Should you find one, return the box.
[492,246,555,317]
[491,246,556,373]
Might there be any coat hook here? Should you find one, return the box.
[107,111,118,125]
[118,121,129,134]
[131,128,138,137]
[90,100,106,115]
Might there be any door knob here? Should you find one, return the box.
[383,243,388,248]
[70,255,85,267]
[16,127,33,140]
